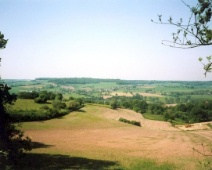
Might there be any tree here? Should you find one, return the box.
[67,100,82,111]
[55,93,63,101]
[152,0,212,75]
[52,99,66,109]
[0,32,31,168]
[110,100,118,110]
[0,32,7,50]
[34,91,51,103]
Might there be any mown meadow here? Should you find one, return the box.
[14,104,211,169]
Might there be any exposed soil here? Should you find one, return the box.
[138,92,163,97]
[104,92,163,99]
[176,122,212,131]
[24,105,212,169]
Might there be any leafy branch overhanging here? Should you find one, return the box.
[152,0,212,75]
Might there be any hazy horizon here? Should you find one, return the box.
[0,0,211,81]
[3,76,212,82]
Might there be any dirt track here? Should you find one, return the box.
[24,105,212,169]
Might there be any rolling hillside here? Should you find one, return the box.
[20,104,212,169]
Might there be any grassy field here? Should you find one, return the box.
[142,113,165,121]
[19,105,212,169]
[11,99,52,110]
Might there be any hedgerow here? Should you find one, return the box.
[119,117,141,127]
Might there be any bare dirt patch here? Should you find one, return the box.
[110,92,133,97]
[176,122,212,131]
[61,85,75,90]
[106,92,164,98]
[139,85,155,88]
[138,92,163,97]
[165,104,177,107]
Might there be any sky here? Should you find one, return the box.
[0,0,211,81]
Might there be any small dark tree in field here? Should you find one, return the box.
[0,32,31,169]
[152,0,212,75]
[34,91,48,103]
[67,100,83,111]
[52,99,66,109]
[110,100,118,110]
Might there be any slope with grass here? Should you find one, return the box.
[20,104,212,169]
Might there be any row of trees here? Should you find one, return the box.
[83,93,212,124]
[18,91,62,103]
[37,78,119,85]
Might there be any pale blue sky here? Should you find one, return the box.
[0,0,211,80]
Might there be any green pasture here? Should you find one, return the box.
[191,95,212,101]
[70,82,118,89]
[166,118,185,125]
[142,113,186,125]
[63,93,86,99]
[12,99,51,110]
[142,113,165,121]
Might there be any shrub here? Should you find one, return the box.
[52,100,66,109]
[110,100,118,109]
[34,94,48,103]
[119,117,141,127]
[67,100,83,111]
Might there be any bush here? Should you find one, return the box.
[34,94,48,103]
[67,100,83,111]
[119,117,141,127]
[52,100,66,109]
[110,100,118,109]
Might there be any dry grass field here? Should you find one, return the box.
[21,105,212,169]
[106,92,163,99]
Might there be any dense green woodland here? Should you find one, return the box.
[36,77,120,84]
[35,78,212,86]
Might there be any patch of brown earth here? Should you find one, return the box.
[24,106,212,169]
[176,122,212,131]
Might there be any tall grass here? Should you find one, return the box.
[128,159,175,170]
